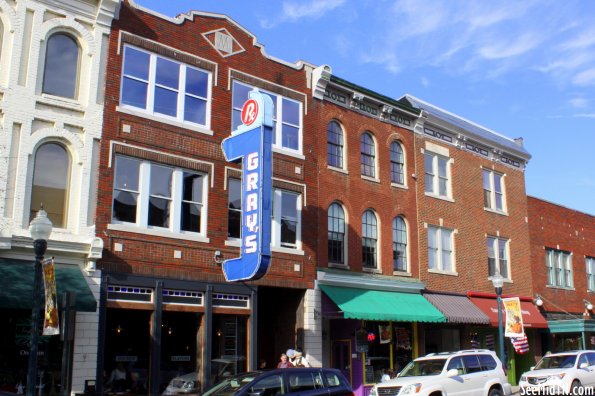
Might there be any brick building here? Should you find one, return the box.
[0,0,119,394]
[94,1,320,393]
[527,196,595,351]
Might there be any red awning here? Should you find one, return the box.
[468,296,549,329]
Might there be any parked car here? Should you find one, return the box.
[201,368,353,396]
[369,349,511,396]
[519,350,595,394]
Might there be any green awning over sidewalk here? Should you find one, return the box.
[320,284,446,323]
[0,258,97,312]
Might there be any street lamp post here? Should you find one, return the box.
[491,271,505,365]
[27,208,53,396]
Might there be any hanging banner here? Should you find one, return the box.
[42,258,59,335]
[379,324,392,344]
[503,297,524,338]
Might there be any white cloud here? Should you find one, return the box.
[281,0,345,21]
[573,68,595,86]
[420,77,430,87]
[477,33,541,60]
[574,113,595,119]
[568,97,588,109]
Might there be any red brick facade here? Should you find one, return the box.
[96,2,318,289]
[528,196,595,314]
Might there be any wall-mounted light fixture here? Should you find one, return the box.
[584,299,593,311]
[534,294,544,307]
[214,250,223,265]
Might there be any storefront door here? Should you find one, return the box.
[332,340,352,385]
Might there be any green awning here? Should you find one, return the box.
[0,258,97,312]
[320,284,446,323]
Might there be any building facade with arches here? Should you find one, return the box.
[0,0,120,394]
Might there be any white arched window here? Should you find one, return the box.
[328,202,346,265]
[360,132,375,178]
[390,141,405,185]
[30,142,71,227]
[393,216,407,272]
[362,209,378,269]
[42,33,80,99]
[327,121,344,169]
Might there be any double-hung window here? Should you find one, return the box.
[112,155,208,236]
[487,236,509,279]
[328,203,346,265]
[120,45,211,128]
[393,216,407,272]
[545,248,573,288]
[327,121,344,169]
[362,210,378,269]
[427,225,454,272]
[390,141,405,185]
[587,257,595,292]
[425,151,450,197]
[483,169,505,211]
[232,81,302,154]
[227,178,242,239]
[360,133,376,178]
[272,189,301,249]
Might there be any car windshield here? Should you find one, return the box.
[534,355,577,370]
[203,372,259,396]
[399,359,446,377]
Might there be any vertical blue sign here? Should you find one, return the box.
[221,91,273,282]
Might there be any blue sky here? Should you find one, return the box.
[135,0,595,216]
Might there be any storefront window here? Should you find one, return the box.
[362,322,412,385]
[211,315,247,384]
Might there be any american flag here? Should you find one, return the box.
[511,334,529,354]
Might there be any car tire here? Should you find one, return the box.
[487,387,503,396]
[571,380,581,393]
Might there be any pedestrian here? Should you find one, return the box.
[293,348,311,367]
[277,353,294,368]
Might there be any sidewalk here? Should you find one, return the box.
[511,385,520,395]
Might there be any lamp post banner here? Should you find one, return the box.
[502,297,524,338]
[221,91,274,282]
[41,258,59,335]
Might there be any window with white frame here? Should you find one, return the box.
[272,189,301,249]
[30,142,71,228]
[393,216,407,272]
[545,248,573,288]
[390,141,405,185]
[43,33,80,99]
[112,155,208,236]
[587,257,595,292]
[362,210,378,269]
[427,225,454,272]
[424,151,450,197]
[232,80,302,153]
[328,202,346,265]
[483,169,505,211]
[360,132,376,178]
[120,45,211,128]
[227,178,241,239]
[487,236,509,279]
[327,121,344,169]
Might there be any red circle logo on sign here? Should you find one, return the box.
[241,99,259,126]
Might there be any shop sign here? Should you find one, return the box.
[115,355,137,362]
[171,355,191,362]
[355,328,369,353]
[221,91,274,282]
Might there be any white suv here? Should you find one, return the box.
[369,350,511,396]
[519,350,595,394]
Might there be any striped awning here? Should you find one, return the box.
[424,292,490,324]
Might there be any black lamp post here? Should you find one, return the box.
[491,271,505,365]
[27,208,53,396]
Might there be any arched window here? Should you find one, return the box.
[393,216,407,272]
[362,210,377,269]
[30,143,70,228]
[328,203,346,265]
[327,121,344,169]
[390,141,405,185]
[360,132,375,178]
[42,33,80,99]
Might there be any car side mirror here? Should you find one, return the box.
[447,369,459,377]
[580,362,588,369]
